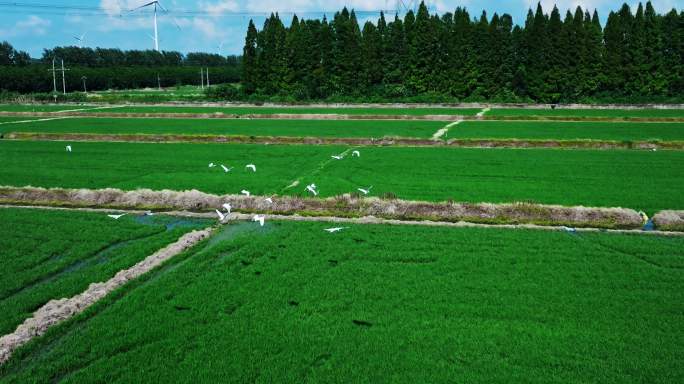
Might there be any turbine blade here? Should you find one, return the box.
[128,1,156,12]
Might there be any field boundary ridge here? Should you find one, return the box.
[4,132,683,150]
[0,186,658,231]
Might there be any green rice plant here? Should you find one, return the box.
[2,221,682,382]
[0,207,210,335]
[488,108,684,118]
[453,121,684,142]
[0,117,444,139]
[0,141,682,212]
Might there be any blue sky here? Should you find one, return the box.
[0,0,681,58]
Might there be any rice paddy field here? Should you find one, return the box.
[487,108,684,119]
[0,207,210,336]
[0,117,445,139]
[1,220,682,383]
[1,103,683,382]
[1,140,682,212]
[452,121,684,142]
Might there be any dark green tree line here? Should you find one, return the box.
[242,1,683,102]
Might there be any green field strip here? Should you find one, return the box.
[0,141,681,212]
[0,105,88,113]
[452,121,684,142]
[1,221,681,382]
[0,118,444,139]
[489,108,684,119]
[0,207,210,336]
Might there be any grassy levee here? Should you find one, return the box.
[488,108,684,119]
[0,207,210,336]
[452,121,684,142]
[0,118,444,139]
[0,141,682,213]
[1,221,682,382]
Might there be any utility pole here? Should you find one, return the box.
[81,76,87,94]
[200,68,204,89]
[47,58,59,102]
[59,60,70,95]
[157,73,161,90]
[206,67,210,87]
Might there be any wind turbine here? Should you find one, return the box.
[129,1,176,52]
[73,32,86,48]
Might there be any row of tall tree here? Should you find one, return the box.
[242,2,683,102]
[0,42,242,93]
[41,47,240,67]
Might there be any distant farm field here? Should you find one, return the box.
[0,207,209,335]
[488,108,684,119]
[452,121,684,142]
[0,105,88,113]
[2,221,682,382]
[0,117,445,139]
[101,106,482,116]
[1,141,682,212]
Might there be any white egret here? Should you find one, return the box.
[561,226,577,233]
[264,197,273,204]
[246,164,257,172]
[253,214,265,227]
[107,213,126,220]
[352,150,360,157]
[241,190,251,197]
[222,203,231,214]
[331,155,344,160]
[357,186,373,195]
[306,184,318,196]
[66,145,72,152]
[215,209,225,221]
[220,164,233,173]
[208,163,216,168]
[324,227,347,233]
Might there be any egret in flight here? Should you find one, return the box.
[222,203,232,214]
[357,186,373,195]
[209,163,216,168]
[220,165,233,173]
[241,190,251,197]
[107,213,126,220]
[246,164,257,172]
[253,214,265,226]
[215,209,225,221]
[324,227,347,233]
[352,150,360,157]
[331,155,344,160]
[306,184,318,196]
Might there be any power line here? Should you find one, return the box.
[0,2,397,18]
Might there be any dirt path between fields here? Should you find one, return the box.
[0,226,214,365]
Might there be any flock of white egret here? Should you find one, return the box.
[210,149,364,233]
[73,143,360,233]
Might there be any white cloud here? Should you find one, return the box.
[201,0,240,15]
[0,15,52,37]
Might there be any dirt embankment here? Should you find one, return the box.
[0,227,213,364]
[5,132,683,150]
[652,211,684,232]
[0,186,646,230]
